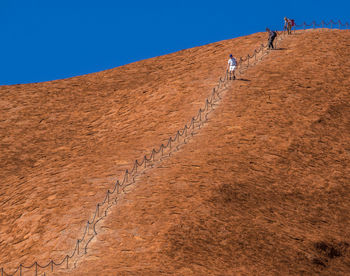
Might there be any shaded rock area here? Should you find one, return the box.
[1,30,350,275]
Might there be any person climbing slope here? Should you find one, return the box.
[284,17,295,34]
[227,54,237,80]
[266,28,277,49]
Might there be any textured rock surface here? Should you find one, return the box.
[1,30,350,275]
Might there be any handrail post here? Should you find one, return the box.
[125,169,128,183]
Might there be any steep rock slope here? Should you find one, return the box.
[0,33,266,271]
[63,30,350,275]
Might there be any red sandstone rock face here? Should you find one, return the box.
[1,30,350,275]
[0,32,265,273]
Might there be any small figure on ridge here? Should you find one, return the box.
[284,17,295,34]
[266,28,277,50]
[227,54,237,80]
[284,17,292,34]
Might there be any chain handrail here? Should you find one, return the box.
[294,20,349,31]
[1,26,292,276]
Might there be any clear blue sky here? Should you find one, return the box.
[1,0,349,85]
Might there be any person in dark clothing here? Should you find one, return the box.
[266,28,277,49]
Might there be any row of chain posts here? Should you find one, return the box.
[1,20,347,276]
[295,19,349,30]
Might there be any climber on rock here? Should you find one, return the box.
[227,54,237,80]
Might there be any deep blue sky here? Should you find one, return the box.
[1,0,349,85]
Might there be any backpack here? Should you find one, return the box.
[229,58,237,66]
[291,19,295,26]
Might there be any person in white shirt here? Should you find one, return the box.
[227,54,237,80]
